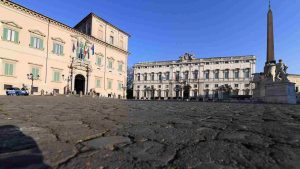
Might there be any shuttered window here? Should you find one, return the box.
[3,28,19,43]
[96,79,101,88]
[118,63,123,72]
[107,79,113,89]
[53,43,64,55]
[30,36,43,49]
[4,63,14,76]
[53,71,60,82]
[96,56,101,66]
[31,67,40,78]
[118,82,122,91]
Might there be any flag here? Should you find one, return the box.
[83,42,87,57]
[80,47,83,59]
[91,44,95,55]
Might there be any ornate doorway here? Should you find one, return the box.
[74,74,85,94]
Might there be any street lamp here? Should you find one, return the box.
[62,74,71,94]
[27,73,39,95]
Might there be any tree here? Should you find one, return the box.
[126,66,134,99]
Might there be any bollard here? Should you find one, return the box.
[79,91,83,97]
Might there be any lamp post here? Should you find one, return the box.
[62,74,71,94]
[27,73,39,95]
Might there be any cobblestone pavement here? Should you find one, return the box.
[0,96,300,169]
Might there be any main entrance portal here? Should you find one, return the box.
[74,74,85,95]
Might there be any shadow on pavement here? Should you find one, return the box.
[0,125,51,169]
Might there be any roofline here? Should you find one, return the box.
[134,55,256,65]
[1,0,130,54]
[74,12,131,37]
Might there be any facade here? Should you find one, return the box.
[0,0,129,98]
[133,53,256,100]
[288,74,300,93]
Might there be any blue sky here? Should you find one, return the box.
[13,0,300,73]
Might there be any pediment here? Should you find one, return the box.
[95,52,104,57]
[29,29,46,37]
[1,20,22,29]
[51,37,65,44]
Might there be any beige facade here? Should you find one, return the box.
[0,0,129,97]
[288,74,300,93]
[133,53,256,100]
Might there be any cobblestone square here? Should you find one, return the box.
[0,96,300,169]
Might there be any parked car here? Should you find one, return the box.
[6,87,29,96]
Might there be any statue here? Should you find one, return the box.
[275,59,289,82]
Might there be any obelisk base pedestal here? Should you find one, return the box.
[264,81,297,104]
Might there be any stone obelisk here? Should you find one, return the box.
[266,1,275,64]
[264,0,276,78]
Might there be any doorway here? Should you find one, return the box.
[74,74,85,95]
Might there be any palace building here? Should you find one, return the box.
[0,0,129,97]
[133,53,256,100]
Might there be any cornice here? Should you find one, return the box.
[0,0,130,55]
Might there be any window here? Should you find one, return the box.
[30,36,43,49]
[31,67,40,78]
[98,29,103,40]
[108,60,113,69]
[235,60,239,63]
[137,73,140,81]
[107,79,113,89]
[234,71,239,79]
[244,69,250,78]
[4,63,14,76]
[205,71,209,79]
[53,71,60,82]
[205,84,209,88]
[205,62,209,65]
[296,87,299,93]
[166,85,169,89]
[151,73,154,81]
[109,36,114,44]
[175,71,180,81]
[165,72,170,80]
[235,84,239,88]
[224,71,229,79]
[118,82,122,91]
[53,43,64,55]
[225,61,229,64]
[215,84,219,88]
[158,85,161,88]
[96,56,102,66]
[144,73,147,81]
[118,63,123,72]
[184,71,189,80]
[214,71,219,79]
[3,28,19,43]
[96,79,101,88]
[158,73,162,81]
[194,70,198,79]
[245,84,250,87]
[137,85,140,89]
[194,84,198,88]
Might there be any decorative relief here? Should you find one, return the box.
[1,20,22,29]
[28,29,46,37]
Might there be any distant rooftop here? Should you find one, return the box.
[135,55,256,66]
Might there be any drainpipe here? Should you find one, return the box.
[45,19,50,83]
